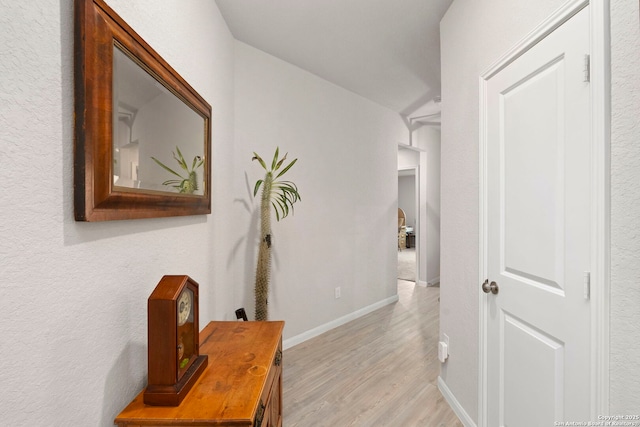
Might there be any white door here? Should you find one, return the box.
[485,6,591,425]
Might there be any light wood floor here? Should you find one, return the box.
[282,280,462,426]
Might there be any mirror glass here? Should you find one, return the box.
[112,46,206,196]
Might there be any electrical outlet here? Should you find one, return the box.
[335,287,341,299]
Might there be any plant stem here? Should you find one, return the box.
[255,171,272,321]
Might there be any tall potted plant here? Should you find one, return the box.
[252,148,301,321]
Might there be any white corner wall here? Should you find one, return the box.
[440,0,568,422]
[610,0,640,412]
[233,42,407,340]
[416,126,441,284]
[0,1,236,425]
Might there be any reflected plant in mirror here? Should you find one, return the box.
[151,147,204,194]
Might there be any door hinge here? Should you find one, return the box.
[583,271,591,300]
[583,54,590,83]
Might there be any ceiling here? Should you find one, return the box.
[215,0,453,118]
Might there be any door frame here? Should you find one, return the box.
[477,0,610,424]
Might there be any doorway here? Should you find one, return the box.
[398,167,418,283]
[398,127,441,288]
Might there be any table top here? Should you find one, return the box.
[115,321,284,426]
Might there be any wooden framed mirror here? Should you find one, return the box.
[74,0,212,221]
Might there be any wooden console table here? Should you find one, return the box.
[115,321,284,427]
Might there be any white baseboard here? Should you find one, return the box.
[428,276,440,286]
[283,294,399,350]
[417,279,428,287]
[437,376,476,427]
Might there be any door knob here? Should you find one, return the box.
[482,279,499,295]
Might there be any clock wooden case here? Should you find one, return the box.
[144,275,208,406]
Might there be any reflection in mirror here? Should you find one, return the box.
[112,45,206,195]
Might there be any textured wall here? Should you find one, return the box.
[0,1,235,425]
[420,127,441,284]
[440,0,567,421]
[610,0,640,413]
[233,42,406,339]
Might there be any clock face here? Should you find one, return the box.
[177,287,196,376]
[177,288,192,326]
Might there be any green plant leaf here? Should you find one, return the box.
[151,157,183,178]
[252,152,267,170]
[274,153,288,171]
[287,191,298,206]
[278,182,300,201]
[253,179,264,197]
[278,198,289,219]
[175,146,184,161]
[275,158,298,179]
[272,201,281,221]
[162,179,182,186]
[271,147,280,170]
[253,148,301,223]
[174,147,189,171]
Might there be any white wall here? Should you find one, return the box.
[416,126,441,284]
[398,146,421,167]
[440,0,571,421]
[441,0,640,420]
[609,0,640,413]
[233,42,407,340]
[398,175,416,228]
[0,1,236,425]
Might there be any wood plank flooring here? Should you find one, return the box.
[282,280,462,426]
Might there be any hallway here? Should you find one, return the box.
[282,280,461,426]
[398,247,417,281]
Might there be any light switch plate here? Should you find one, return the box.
[438,341,449,363]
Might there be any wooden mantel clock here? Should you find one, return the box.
[144,275,208,406]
